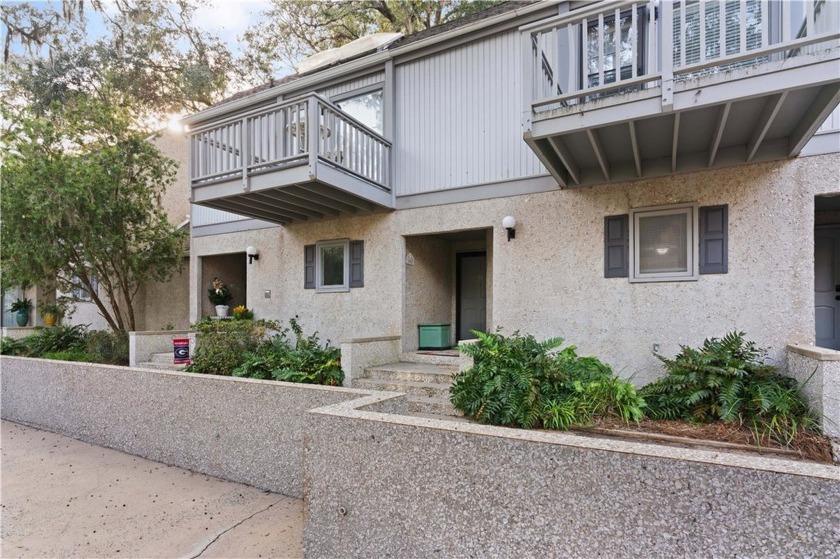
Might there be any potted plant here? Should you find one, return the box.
[208,277,233,317]
[39,301,67,327]
[10,297,33,327]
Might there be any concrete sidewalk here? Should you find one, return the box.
[1,420,303,558]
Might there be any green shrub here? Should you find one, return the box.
[640,331,818,445]
[85,330,129,365]
[0,336,27,355]
[451,330,644,430]
[232,317,343,386]
[41,350,98,362]
[186,319,282,376]
[23,324,89,357]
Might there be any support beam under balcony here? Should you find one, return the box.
[628,121,641,178]
[547,136,579,185]
[586,129,609,181]
[708,103,731,168]
[671,113,680,173]
[747,93,787,162]
[788,83,840,157]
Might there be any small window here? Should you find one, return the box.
[71,275,98,302]
[335,89,383,134]
[305,240,364,291]
[316,240,350,292]
[630,204,698,282]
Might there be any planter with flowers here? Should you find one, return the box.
[208,277,233,317]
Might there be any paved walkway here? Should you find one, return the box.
[1,420,303,558]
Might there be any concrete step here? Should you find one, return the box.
[409,411,472,423]
[353,378,451,400]
[137,361,187,372]
[363,361,457,384]
[399,351,461,366]
[407,396,462,417]
[150,352,177,364]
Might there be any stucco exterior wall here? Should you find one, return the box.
[136,258,190,330]
[151,128,191,227]
[190,154,839,381]
[404,235,454,351]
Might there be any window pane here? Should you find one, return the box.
[638,213,688,274]
[321,245,345,286]
[336,90,383,134]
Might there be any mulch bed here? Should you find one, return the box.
[571,418,834,464]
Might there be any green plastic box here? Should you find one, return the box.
[418,323,451,350]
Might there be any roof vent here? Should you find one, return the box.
[296,32,402,75]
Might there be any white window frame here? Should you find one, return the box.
[316,239,350,293]
[629,203,699,283]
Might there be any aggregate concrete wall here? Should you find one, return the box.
[0,357,392,497]
[191,154,839,383]
[404,235,454,351]
[303,402,840,558]
[788,345,840,438]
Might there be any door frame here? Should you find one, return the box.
[815,224,840,350]
[455,251,487,342]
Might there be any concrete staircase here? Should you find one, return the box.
[137,352,187,372]
[353,352,461,417]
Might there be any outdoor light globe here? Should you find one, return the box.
[502,216,516,229]
[246,245,258,256]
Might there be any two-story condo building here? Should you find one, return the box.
[183,0,840,390]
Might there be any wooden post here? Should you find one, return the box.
[660,0,674,111]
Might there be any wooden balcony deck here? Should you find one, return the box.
[189,93,393,224]
[522,0,840,188]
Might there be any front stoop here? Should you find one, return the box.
[353,358,462,417]
[137,352,186,372]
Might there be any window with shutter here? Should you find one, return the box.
[305,240,365,291]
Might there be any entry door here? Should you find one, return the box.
[815,227,840,350]
[457,252,487,341]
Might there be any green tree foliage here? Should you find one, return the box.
[641,332,819,445]
[451,330,645,430]
[1,99,187,332]
[2,0,235,118]
[241,0,502,82]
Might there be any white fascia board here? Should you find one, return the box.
[183,0,563,127]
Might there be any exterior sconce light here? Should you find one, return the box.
[246,245,259,264]
[502,215,516,241]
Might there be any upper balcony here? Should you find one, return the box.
[522,0,840,188]
[189,93,393,225]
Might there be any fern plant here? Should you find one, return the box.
[451,329,644,430]
[641,332,818,445]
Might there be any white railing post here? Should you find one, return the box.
[241,117,250,191]
[660,0,674,110]
[307,96,319,172]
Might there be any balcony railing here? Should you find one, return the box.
[189,93,391,191]
[524,0,840,116]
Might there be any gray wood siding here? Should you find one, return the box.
[317,72,385,100]
[192,205,250,227]
[394,30,545,196]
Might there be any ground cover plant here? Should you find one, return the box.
[187,317,343,386]
[640,332,819,446]
[0,325,129,365]
[450,329,645,429]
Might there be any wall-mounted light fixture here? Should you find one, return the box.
[502,215,516,241]
[246,245,259,264]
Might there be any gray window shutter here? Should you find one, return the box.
[699,205,728,274]
[349,240,364,288]
[604,215,629,278]
[304,244,316,289]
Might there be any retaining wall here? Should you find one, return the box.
[0,356,399,497]
[303,397,840,558]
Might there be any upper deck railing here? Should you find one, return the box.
[524,0,840,117]
[188,93,391,191]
